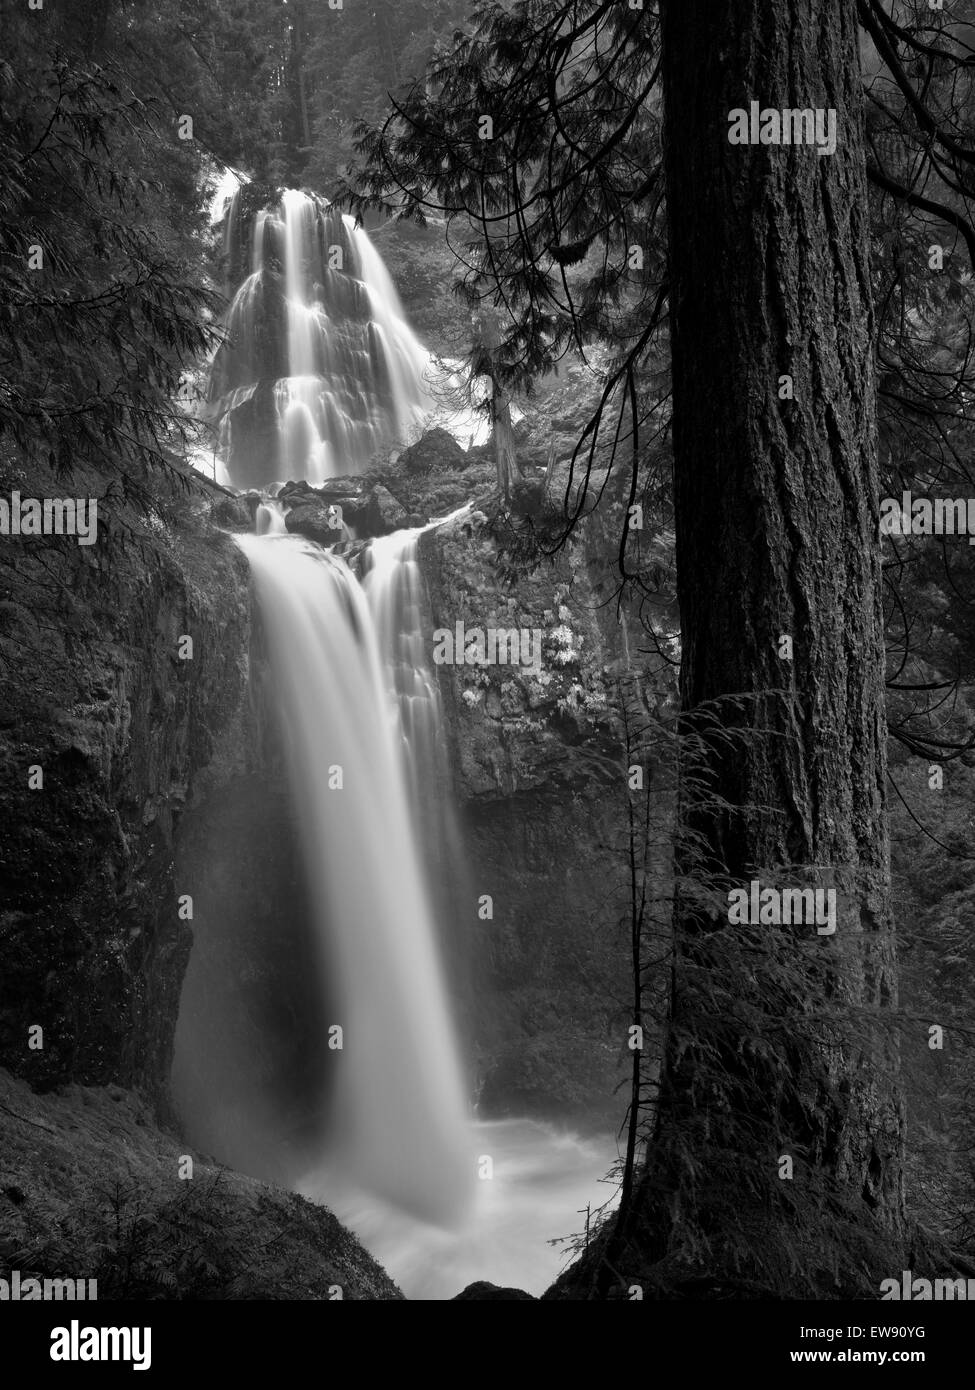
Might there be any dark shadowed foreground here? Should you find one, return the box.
[0,1068,402,1300]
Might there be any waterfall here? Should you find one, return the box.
[209,188,433,489]
[176,188,473,1229]
[255,500,287,536]
[173,186,618,1291]
[235,531,473,1224]
[363,527,447,811]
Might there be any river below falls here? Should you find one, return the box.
[300,1118,618,1299]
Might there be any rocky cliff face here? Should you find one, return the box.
[0,465,254,1105]
[418,502,637,1124]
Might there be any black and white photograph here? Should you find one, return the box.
[1,0,974,1363]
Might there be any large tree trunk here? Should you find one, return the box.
[604,0,904,1297]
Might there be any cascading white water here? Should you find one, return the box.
[255,500,288,536]
[210,188,433,488]
[236,531,472,1224]
[363,515,465,808]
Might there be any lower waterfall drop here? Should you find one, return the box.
[236,530,473,1226]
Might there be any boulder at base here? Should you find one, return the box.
[452,1281,536,1300]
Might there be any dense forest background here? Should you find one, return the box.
[2,0,975,1301]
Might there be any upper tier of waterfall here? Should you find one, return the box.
[208,188,433,490]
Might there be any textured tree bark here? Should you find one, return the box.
[609,0,904,1294]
